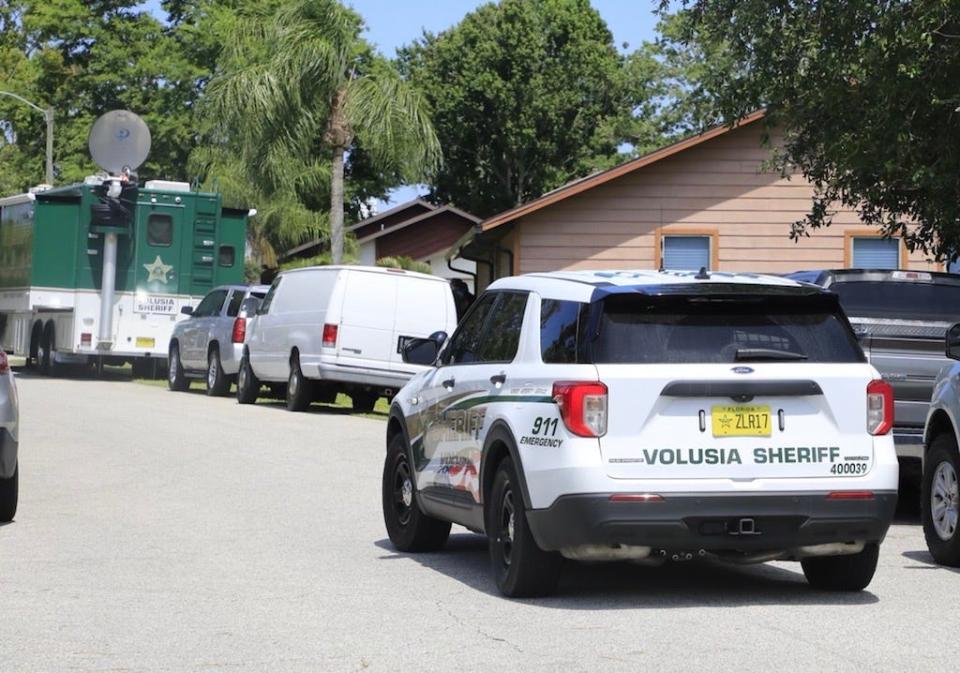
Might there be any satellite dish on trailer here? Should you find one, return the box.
[88,110,151,174]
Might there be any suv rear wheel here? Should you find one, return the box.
[168,343,188,392]
[382,434,450,551]
[206,346,229,397]
[922,434,960,565]
[0,463,18,523]
[801,543,879,591]
[488,458,562,597]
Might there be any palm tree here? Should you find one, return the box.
[205,0,441,264]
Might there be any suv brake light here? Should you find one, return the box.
[322,323,338,348]
[866,379,893,435]
[0,351,8,374]
[231,317,246,344]
[553,381,607,437]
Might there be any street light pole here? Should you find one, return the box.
[0,91,54,185]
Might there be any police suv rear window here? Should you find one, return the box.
[592,295,864,364]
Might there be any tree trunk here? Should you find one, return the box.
[330,146,346,264]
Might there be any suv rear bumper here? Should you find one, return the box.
[525,492,897,553]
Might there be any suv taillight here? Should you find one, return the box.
[322,323,338,348]
[231,317,246,344]
[0,351,8,374]
[553,381,607,437]
[867,379,893,435]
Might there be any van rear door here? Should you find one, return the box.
[337,270,398,373]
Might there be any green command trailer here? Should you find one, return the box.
[0,178,249,375]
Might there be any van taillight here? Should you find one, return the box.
[322,323,338,348]
[231,317,246,344]
[867,379,893,435]
[552,381,607,437]
[0,351,8,374]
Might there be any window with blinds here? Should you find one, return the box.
[662,235,711,271]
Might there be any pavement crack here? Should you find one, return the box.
[435,600,523,653]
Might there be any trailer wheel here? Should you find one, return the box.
[27,322,42,369]
[38,323,55,376]
[168,343,188,392]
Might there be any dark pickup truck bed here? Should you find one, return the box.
[788,269,960,463]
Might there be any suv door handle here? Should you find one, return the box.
[442,377,455,389]
[490,373,506,386]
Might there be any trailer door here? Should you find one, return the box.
[134,206,184,314]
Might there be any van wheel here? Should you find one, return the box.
[236,356,259,404]
[801,543,879,591]
[168,344,188,392]
[488,458,562,597]
[352,390,379,413]
[0,463,17,523]
[382,434,450,551]
[922,434,960,565]
[286,354,313,411]
[206,347,229,397]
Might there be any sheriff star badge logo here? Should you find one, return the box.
[144,255,173,284]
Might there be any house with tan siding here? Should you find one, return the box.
[452,110,941,290]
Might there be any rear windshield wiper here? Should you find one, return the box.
[734,348,808,361]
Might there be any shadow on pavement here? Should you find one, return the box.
[901,549,960,574]
[374,535,879,608]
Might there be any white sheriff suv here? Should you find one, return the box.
[382,270,899,597]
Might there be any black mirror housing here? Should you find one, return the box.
[946,323,960,360]
[403,331,448,366]
[180,306,193,316]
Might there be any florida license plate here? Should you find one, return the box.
[711,405,771,437]
[135,337,156,349]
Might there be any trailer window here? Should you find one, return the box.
[218,245,235,267]
[147,214,173,246]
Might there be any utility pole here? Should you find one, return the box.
[0,91,55,185]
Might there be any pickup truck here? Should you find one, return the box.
[788,269,960,473]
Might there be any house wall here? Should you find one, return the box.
[374,213,474,261]
[516,123,938,275]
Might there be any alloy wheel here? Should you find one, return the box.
[393,456,413,526]
[932,460,959,541]
[498,487,515,567]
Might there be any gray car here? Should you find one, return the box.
[0,350,19,522]
[168,284,269,396]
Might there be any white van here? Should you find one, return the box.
[237,265,458,412]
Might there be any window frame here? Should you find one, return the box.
[257,277,282,315]
[146,213,173,247]
[218,245,236,268]
[441,290,529,367]
[845,230,904,269]
[655,229,719,271]
[193,289,229,318]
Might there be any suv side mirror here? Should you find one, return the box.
[181,306,193,316]
[946,323,960,360]
[403,331,447,366]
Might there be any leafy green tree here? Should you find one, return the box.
[204,0,440,264]
[0,1,204,191]
[663,0,960,262]
[398,0,669,217]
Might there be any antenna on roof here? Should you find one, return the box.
[695,266,711,280]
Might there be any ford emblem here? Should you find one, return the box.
[731,366,754,374]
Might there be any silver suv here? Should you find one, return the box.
[0,350,19,522]
[168,285,269,395]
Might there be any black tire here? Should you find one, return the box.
[351,390,379,413]
[37,323,54,376]
[286,353,313,411]
[206,346,230,397]
[27,323,42,370]
[0,463,18,523]
[236,355,259,404]
[922,434,960,566]
[382,434,450,552]
[801,543,879,591]
[487,458,562,597]
[167,343,188,392]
